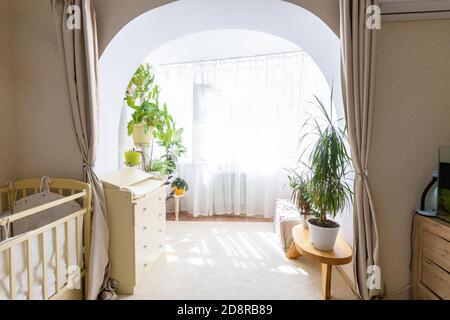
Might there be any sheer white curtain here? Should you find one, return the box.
[154,51,330,217]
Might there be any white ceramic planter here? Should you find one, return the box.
[308,219,340,251]
[132,124,155,146]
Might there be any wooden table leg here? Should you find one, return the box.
[322,264,332,300]
[286,242,302,259]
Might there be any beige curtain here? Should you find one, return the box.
[340,0,384,300]
[52,0,110,300]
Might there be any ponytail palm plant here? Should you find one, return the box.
[300,89,353,227]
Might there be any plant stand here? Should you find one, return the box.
[174,194,185,221]
[286,225,353,300]
[134,143,151,172]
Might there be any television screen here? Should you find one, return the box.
[438,147,450,223]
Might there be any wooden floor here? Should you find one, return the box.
[166,211,273,223]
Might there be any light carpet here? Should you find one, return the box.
[122,221,357,300]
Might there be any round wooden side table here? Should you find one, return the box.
[286,224,353,300]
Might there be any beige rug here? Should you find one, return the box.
[122,221,356,300]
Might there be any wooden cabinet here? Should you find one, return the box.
[412,215,450,300]
[99,169,167,295]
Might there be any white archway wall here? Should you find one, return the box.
[97,1,353,282]
[98,0,343,173]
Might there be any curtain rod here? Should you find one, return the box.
[151,50,307,67]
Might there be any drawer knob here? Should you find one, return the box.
[159,229,163,233]
[144,264,148,268]
[143,227,148,231]
[158,197,163,201]
[143,208,148,212]
[143,245,149,250]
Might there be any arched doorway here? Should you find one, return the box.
[97,0,342,173]
[97,0,355,298]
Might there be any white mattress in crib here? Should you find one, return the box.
[0,219,82,300]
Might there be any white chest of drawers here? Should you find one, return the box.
[99,169,167,295]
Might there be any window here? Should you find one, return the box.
[151,51,330,217]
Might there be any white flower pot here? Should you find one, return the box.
[308,219,340,251]
[132,124,154,146]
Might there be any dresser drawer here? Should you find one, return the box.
[135,238,154,283]
[134,188,165,227]
[135,237,164,284]
[421,258,450,299]
[136,260,152,285]
[416,283,441,300]
[135,217,165,241]
[423,230,450,272]
[135,225,151,243]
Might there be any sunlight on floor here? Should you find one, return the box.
[121,222,356,300]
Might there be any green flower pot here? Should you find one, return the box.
[125,151,141,166]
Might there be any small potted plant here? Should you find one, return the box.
[124,148,142,167]
[125,64,163,146]
[287,169,314,229]
[172,178,189,196]
[300,90,352,251]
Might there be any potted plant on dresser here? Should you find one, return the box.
[124,148,142,167]
[301,91,352,251]
[125,63,163,146]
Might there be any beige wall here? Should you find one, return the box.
[371,19,450,299]
[92,0,340,55]
[5,0,340,181]
[10,0,83,180]
[0,0,16,183]
[4,0,450,299]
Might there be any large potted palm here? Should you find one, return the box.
[301,90,352,251]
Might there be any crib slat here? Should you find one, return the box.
[76,216,82,270]
[26,240,33,300]
[0,193,3,212]
[9,247,16,300]
[40,233,48,300]
[54,227,61,294]
[59,189,64,196]
[23,189,28,197]
[11,190,17,208]
[65,221,70,269]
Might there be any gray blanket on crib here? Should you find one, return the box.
[9,191,82,238]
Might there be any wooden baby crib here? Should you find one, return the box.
[0,178,92,300]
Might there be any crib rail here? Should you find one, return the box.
[0,209,86,300]
[0,179,91,300]
[6,191,86,223]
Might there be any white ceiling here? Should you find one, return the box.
[146,29,301,66]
